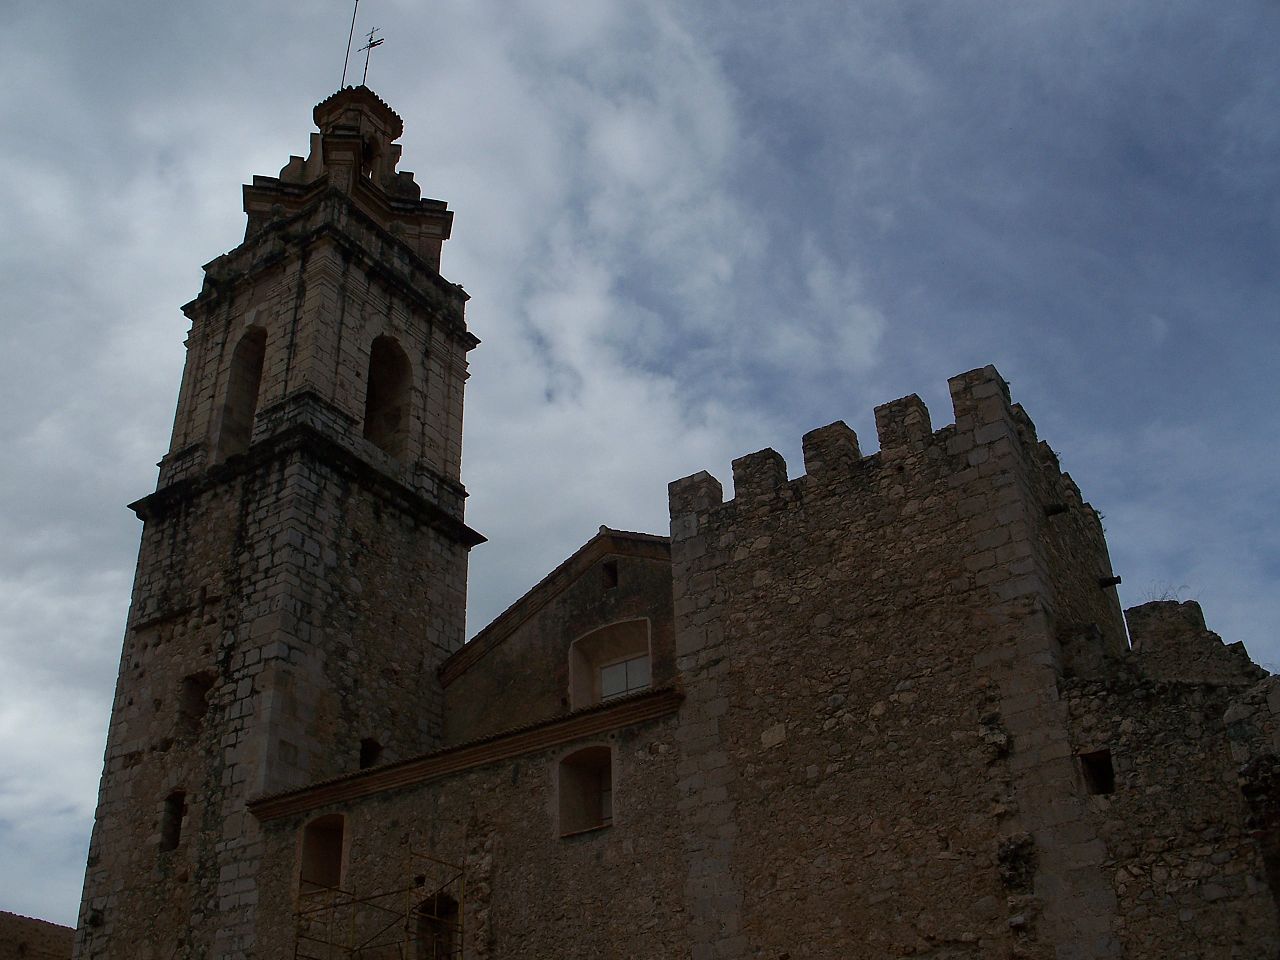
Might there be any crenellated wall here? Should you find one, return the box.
[666,365,1147,959]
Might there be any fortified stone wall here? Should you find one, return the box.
[1062,602,1279,957]
[667,366,1132,959]
[442,529,674,745]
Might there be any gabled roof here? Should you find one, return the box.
[440,526,669,686]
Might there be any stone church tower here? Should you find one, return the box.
[74,87,482,959]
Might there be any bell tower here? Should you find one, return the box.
[74,87,483,960]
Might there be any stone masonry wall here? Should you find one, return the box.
[444,532,674,746]
[163,207,471,502]
[253,712,686,959]
[1063,662,1279,957]
[75,438,471,960]
[667,366,1126,959]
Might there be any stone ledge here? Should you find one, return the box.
[248,686,683,821]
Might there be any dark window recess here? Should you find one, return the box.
[178,672,215,735]
[1080,748,1115,795]
[602,559,619,591]
[363,336,412,459]
[216,327,267,461]
[359,738,383,770]
[415,892,460,959]
[559,745,613,835]
[159,791,186,852]
[299,815,345,892]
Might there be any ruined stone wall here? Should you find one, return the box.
[0,912,72,960]
[666,366,1127,959]
[1063,664,1278,957]
[252,711,686,959]
[443,533,674,745]
[1126,601,1266,687]
[1013,424,1127,664]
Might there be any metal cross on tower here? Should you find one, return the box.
[359,27,385,85]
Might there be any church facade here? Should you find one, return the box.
[72,88,1280,960]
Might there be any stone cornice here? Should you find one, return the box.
[132,412,484,548]
[185,190,476,348]
[248,686,683,821]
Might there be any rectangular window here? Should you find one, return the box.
[559,746,613,835]
[1079,748,1115,795]
[600,654,650,701]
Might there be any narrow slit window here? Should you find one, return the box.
[1079,748,1115,795]
[178,672,215,736]
[159,791,186,853]
[602,559,619,591]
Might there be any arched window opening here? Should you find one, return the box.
[558,745,613,836]
[568,619,651,710]
[159,790,186,853]
[363,336,412,459]
[216,327,267,461]
[414,892,459,959]
[299,814,345,893]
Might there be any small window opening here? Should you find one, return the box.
[216,327,267,461]
[414,892,459,959]
[602,559,619,591]
[359,737,383,770]
[600,653,650,701]
[159,791,186,852]
[299,815,345,893]
[568,619,652,710]
[178,672,215,736]
[363,336,412,459]
[1079,748,1115,795]
[559,745,613,835]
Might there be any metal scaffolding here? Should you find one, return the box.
[294,848,465,959]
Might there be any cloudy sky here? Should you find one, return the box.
[1,0,1277,926]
